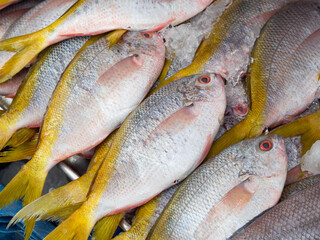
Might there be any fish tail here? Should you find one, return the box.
[0,159,47,239]
[271,116,310,138]
[10,173,92,225]
[4,128,37,148]
[0,29,48,83]
[43,202,96,240]
[93,213,125,240]
[0,114,16,151]
[0,133,38,163]
[206,117,262,160]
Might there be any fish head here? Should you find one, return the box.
[122,31,165,57]
[178,73,226,105]
[240,135,288,179]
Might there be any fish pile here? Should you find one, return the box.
[0,0,319,239]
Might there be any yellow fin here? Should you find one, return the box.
[0,160,47,239]
[105,30,127,49]
[43,201,95,240]
[113,197,159,240]
[0,133,38,163]
[0,114,16,150]
[4,128,37,148]
[157,57,174,86]
[94,213,125,240]
[0,28,49,83]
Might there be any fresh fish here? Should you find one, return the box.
[155,0,297,91]
[208,1,320,157]
[0,30,164,239]
[41,72,226,240]
[148,135,287,240]
[114,185,180,240]
[0,68,28,97]
[0,36,90,153]
[280,174,320,201]
[0,0,214,83]
[232,181,320,239]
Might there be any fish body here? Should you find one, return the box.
[208,1,320,157]
[0,0,213,82]
[148,135,287,240]
[0,36,90,152]
[232,181,320,239]
[0,68,28,97]
[43,72,226,240]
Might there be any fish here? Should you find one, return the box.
[147,135,287,240]
[231,181,320,239]
[113,184,180,240]
[154,0,298,91]
[0,0,214,83]
[208,1,320,157]
[280,174,320,201]
[41,72,226,240]
[0,68,28,98]
[0,30,165,239]
[0,36,90,153]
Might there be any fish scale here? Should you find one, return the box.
[148,136,287,240]
[232,181,320,239]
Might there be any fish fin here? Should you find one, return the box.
[157,57,174,86]
[105,30,127,49]
[114,198,159,239]
[9,174,92,228]
[43,202,96,240]
[300,129,319,156]
[4,128,37,148]
[206,117,261,160]
[271,116,311,138]
[0,29,48,83]
[0,114,16,150]
[0,160,47,239]
[93,213,124,240]
[0,135,38,163]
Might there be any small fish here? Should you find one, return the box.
[0,0,214,83]
[41,72,226,240]
[231,181,320,239]
[0,30,164,239]
[148,135,287,240]
[280,174,320,201]
[208,1,320,157]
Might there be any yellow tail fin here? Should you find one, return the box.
[0,160,47,239]
[0,114,16,150]
[0,29,48,83]
[206,117,262,160]
[93,213,125,240]
[10,172,92,225]
[43,201,96,240]
[0,133,38,163]
[4,128,37,148]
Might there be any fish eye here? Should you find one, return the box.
[235,105,247,114]
[142,32,152,39]
[198,76,211,84]
[259,140,273,151]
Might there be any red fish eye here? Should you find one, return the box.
[199,76,210,84]
[142,32,152,39]
[259,140,273,151]
[235,105,247,114]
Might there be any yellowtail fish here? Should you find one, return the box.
[0,30,164,239]
[208,1,320,158]
[0,0,214,83]
[41,73,226,240]
[0,36,90,152]
[155,0,297,90]
[148,135,287,240]
[231,181,320,239]
[113,184,180,240]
